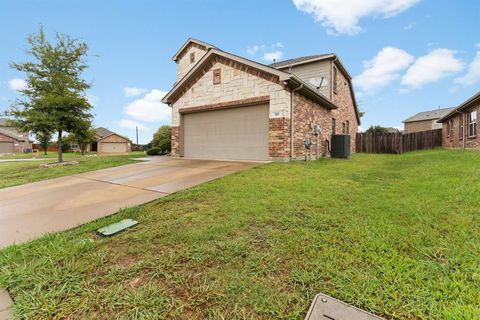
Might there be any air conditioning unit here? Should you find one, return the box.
[331,135,351,159]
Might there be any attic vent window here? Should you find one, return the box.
[213,68,221,85]
[190,52,195,64]
[333,66,338,93]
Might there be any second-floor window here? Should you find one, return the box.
[333,66,338,93]
[468,110,477,137]
[190,52,195,64]
[331,118,336,135]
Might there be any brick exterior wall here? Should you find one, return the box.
[442,105,479,148]
[0,131,31,153]
[330,62,359,152]
[98,134,131,154]
[269,117,290,159]
[405,120,434,133]
[404,120,442,133]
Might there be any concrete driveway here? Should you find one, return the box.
[0,157,261,248]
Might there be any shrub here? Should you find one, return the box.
[146,148,161,156]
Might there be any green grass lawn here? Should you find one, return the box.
[1,149,479,319]
[0,152,145,189]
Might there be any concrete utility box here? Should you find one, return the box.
[305,294,384,320]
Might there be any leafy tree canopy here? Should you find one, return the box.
[6,27,92,162]
[151,125,171,152]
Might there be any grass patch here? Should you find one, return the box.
[1,149,479,319]
[0,152,145,189]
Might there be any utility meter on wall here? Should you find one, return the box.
[313,124,322,136]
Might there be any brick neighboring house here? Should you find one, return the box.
[92,127,132,154]
[162,38,360,161]
[69,127,131,154]
[0,118,31,154]
[402,107,454,133]
[438,91,479,149]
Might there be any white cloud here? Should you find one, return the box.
[124,89,171,123]
[117,119,150,131]
[8,78,27,91]
[293,0,420,35]
[124,87,147,97]
[454,45,480,86]
[263,50,284,62]
[246,45,260,55]
[402,49,464,88]
[247,42,285,62]
[354,47,414,94]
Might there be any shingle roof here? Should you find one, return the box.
[403,107,455,123]
[270,54,334,68]
[95,127,131,142]
[438,90,480,122]
[0,128,25,141]
[95,127,115,138]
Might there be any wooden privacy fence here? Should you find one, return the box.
[356,129,443,154]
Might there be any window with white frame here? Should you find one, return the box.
[468,110,477,137]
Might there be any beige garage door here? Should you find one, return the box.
[183,104,269,161]
[101,142,127,153]
[0,141,14,154]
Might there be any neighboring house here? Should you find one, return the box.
[0,118,32,154]
[91,127,131,154]
[402,107,454,133]
[438,91,479,149]
[386,127,401,134]
[162,38,360,161]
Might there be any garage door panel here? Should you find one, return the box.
[183,104,269,161]
[0,141,14,154]
[101,142,127,153]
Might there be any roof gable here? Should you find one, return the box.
[163,49,291,105]
[438,90,480,122]
[172,38,216,62]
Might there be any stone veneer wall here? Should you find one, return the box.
[443,105,479,148]
[171,126,180,156]
[176,43,208,81]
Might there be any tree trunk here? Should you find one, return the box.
[44,148,47,155]
[57,130,63,163]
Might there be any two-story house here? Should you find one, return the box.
[162,38,360,161]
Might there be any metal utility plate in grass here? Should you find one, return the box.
[305,294,385,320]
[97,219,138,236]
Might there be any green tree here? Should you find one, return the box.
[365,125,389,135]
[71,121,96,156]
[151,125,171,152]
[36,130,52,155]
[6,27,93,163]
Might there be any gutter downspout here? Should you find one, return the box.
[463,111,467,148]
[290,83,303,160]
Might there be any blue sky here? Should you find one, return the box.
[1,0,479,143]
